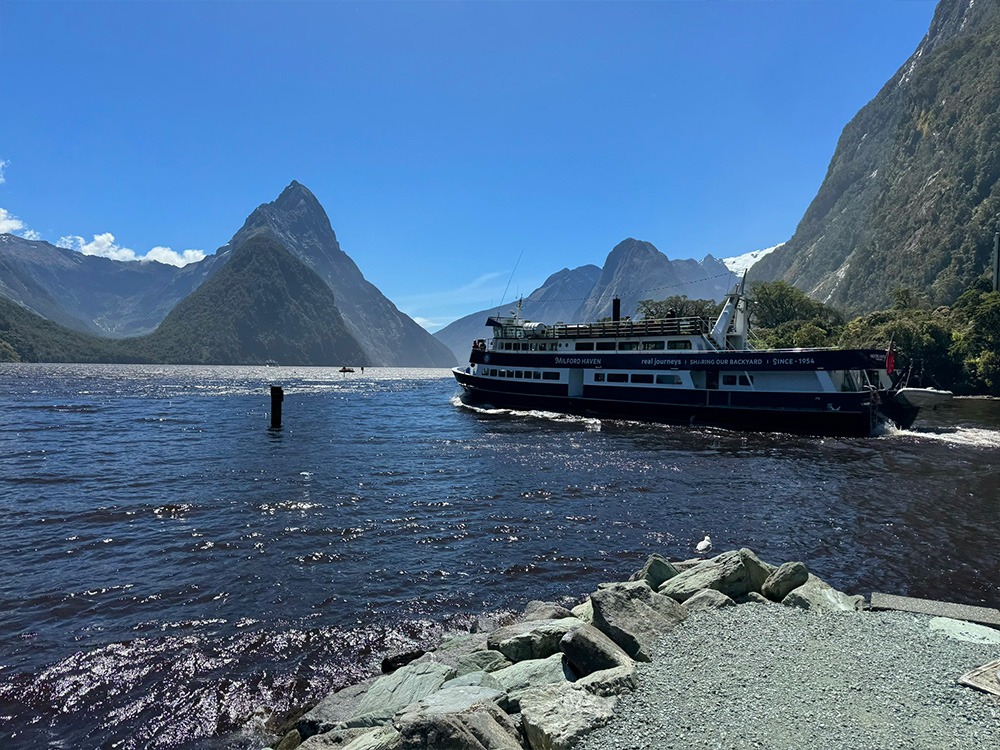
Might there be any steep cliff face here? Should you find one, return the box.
[751,0,1000,312]
[226,182,456,367]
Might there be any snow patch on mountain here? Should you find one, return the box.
[722,243,784,275]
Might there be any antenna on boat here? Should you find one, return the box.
[497,249,525,316]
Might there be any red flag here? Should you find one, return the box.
[885,343,895,375]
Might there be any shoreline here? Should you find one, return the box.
[263,548,1000,750]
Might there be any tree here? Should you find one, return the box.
[948,284,1000,394]
[750,281,836,328]
[838,309,960,389]
[637,295,722,320]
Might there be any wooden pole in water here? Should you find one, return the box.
[270,385,283,429]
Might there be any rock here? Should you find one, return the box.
[658,549,769,603]
[334,725,402,750]
[781,574,863,613]
[349,661,456,727]
[740,591,772,605]
[570,599,594,624]
[518,682,617,750]
[683,588,736,612]
[471,615,502,634]
[596,580,651,592]
[298,728,378,748]
[395,685,509,721]
[274,729,302,750]
[559,623,632,677]
[444,671,505,692]
[455,650,511,676]
[382,650,426,674]
[491,653,576,711]
[672,558,704,571]
[299,679,377,738]
[740,548,775,591]
[521,600,575,621]
[628,553,680,589]
[761,561,810,602]
[588,585,687,662]
[572,664,636,697]
[486,618,584,663]
[395,700,522,749]
[928,617,1000,644]
[432,633,492,669]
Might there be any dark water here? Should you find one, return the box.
[0,364,997,749]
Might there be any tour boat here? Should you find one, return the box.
[451,280,952,437]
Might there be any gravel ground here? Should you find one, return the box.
[576,606,1000,750]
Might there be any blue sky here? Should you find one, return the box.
[0,0,937,330]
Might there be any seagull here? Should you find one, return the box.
[695,535,713,554]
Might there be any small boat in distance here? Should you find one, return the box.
[264,359,278,367]
[339,366,355,374]
[452,280,952,437]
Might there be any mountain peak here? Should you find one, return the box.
[275,179,319,207]
[233,181,340,263]
[603,238,663,273]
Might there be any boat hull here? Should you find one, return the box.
[453,369,880,437]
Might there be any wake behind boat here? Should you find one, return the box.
[452,280,952,437]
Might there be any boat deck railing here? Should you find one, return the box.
[494,316,710,340]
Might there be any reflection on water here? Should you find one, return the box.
[0,365,997,748]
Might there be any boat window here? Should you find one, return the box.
[596,342,616,351]
[542,371,560,381]
[594,372,605,382]
[655,374,682,385]
[723,375,737,386]
[533,371,542,379]
[607,373,628,383]
[631,373,654,384]
[489,369,497,376]
[502,343,512,351]
[642,341,665,351]
[514,370,523,378]
[618,342,640,351]
[575,342,595,351]
[739,375,753,386]
[667,340,692,350]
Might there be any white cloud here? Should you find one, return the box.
[0,207,27,234]
[57,233,205,267]
[146,246,206,266]
[0,159,8,185]
[20,229,41,241]
[58,232,140,262]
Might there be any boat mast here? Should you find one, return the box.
[710,272,749,350]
